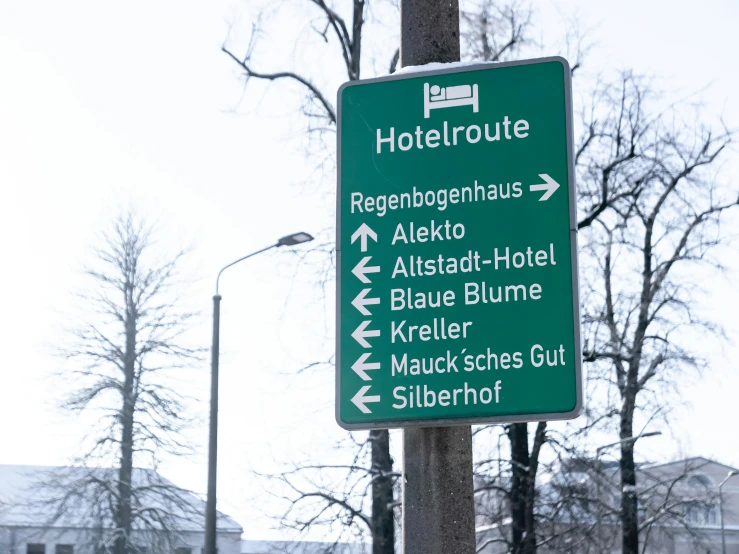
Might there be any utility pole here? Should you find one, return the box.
[399,3,476,554]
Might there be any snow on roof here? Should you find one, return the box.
[0,464,241,533]
[645,456,739,473]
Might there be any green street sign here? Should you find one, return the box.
[336,57,582,430]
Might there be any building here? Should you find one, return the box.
[476,456,739,554]
[0,465,242,554]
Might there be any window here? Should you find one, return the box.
[688,474,713,488]
[27,545,45,554]
[707,505,718,525]
[55,546,73,554]
[685,502,718,525]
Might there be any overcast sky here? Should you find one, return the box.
[0,0,738,542]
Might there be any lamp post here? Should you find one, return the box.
[593,431,662,551]
[204,232,314,554]
[594,431,663,458]
[720,470,739,554]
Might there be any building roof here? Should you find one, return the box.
[0,464,242,534]
[644,456,739,473]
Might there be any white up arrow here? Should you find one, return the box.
[352,256,380,284]
[351,353,381,381]
[529,174,561,201]
[351,320,380,348]
[351,385,381,414]
[351,288,380,316]
[351,223,378,253]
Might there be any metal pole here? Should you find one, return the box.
[719,472,737,554]
[595,458,603,550]
[720,484,726,554]
[399,2,475,554]
[201,236,312,554]
[204,294,222,554]
[204,243,275,554]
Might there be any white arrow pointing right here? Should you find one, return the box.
[351,385,381,414]
[352,256,381,284]
[351,353,381,381]
[529,173,561,201]
[351,288,380,316]
[351,320,380,348]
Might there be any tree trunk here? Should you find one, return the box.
[523,422,546,554]
[506,421,545,554]
[620,402,639,554]
[508,423,530,554]
[371,429,395,554]
[115,285,136,554]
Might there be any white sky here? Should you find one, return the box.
[0,0,738,542]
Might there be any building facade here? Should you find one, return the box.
[475,456,739,554]
[0,465,242,554]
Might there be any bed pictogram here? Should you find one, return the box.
[423,82,480,118]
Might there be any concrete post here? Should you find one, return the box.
[400,0,461,67]
[403,426,476,554]
[399,8,475,553]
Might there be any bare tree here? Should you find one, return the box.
[473,69,736,554]
[221,2,545,551]
[474,419,609,554]
[460,0,536,63]
[50,210,203,554]
[220,2,587,552]
[475,439,727,554]
[483,72,735,554]
[221,3,737,554]
[457,4,595,553]
[256,433,400,553]
[579,73,736,554]
[223,4,392,544]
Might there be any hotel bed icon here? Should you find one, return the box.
[424,82,479,118]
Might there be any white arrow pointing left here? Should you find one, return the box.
[529,173,561,201]
[351,223,378,253]
[351,385,381,414]
[352,353,381,381]
[351,320,380,348]
[351,288,380,316]
[352,256,381,284]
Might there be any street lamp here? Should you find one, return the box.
[594,431,663,456]
[204,232,314,554]
[720,470,739,554]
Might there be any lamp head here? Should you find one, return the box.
[277,232,314,247]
